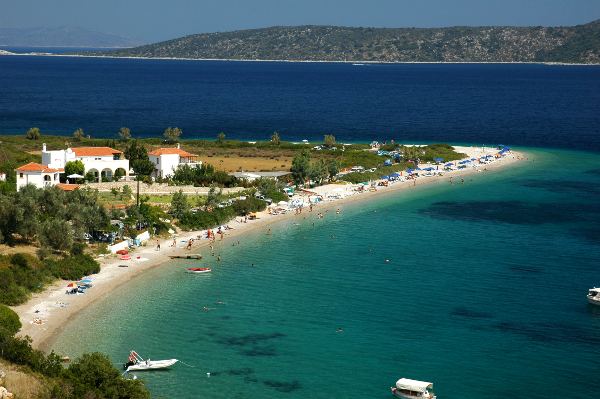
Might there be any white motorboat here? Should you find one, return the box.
[587,287,600,306]
[186,267,211,274]
[124,350,178,372]
[391,378,436,399]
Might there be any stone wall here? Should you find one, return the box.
[84,181,245,195]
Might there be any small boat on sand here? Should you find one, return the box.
[170,254,203,260]
[587,287,600,306]
[124,350,178,372]
[391,378,436,399]
[187,267,211,274]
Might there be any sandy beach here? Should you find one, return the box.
[11,146,525,352]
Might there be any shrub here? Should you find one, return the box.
[65,353,150,399]
[0,304,21,335]
[232,197,266,215]
[46,255,100,280]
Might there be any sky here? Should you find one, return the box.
[1,0,599,43]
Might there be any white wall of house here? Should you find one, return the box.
[149,153,181,178]
[16,171,60,191]
[41,144,129,181]
[80,158,130,181]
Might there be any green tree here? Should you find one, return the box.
[118,127,132,141]
[309,159,328,185]
[256,177,287,202]
[170,190,189,219]
[327,159,340,179]
[0,304,21,335]
[271,131,281,145]
[217,131,226,144]
[110,187,120,198]
[125,140,155,177]
[323,134,336,148]
[163,127,182,143]
[64,160,85,178]
[121,185,133,201]
[39,218,74,253]
[73,128,85,142]
[290,149,311,186]
[25,127,41,140]
[206,184,223,208]
[65,352,150,399]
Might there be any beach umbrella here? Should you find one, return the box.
[67,173,84,179]
[434,157,444,163]
[80,278,93,283]
[66,282,77,288]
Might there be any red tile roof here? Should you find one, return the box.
[148,148,197,157]
[16,162,64,173]
[71,147,123,157]
[56,183,79,191]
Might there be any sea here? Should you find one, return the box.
[1,52,599,398]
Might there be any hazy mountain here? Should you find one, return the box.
[0,26,141,48]
[90,20,600,63]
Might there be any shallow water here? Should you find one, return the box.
[52,148,600,398]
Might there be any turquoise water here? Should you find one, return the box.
[52,148,600,398]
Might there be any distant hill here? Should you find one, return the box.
[0,26,140,48]
[90,20,600,63]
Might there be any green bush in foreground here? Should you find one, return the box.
[65,353,150,399]
[0,304,21,335]
[0,328,150,398]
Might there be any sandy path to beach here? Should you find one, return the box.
[12,147,525,352]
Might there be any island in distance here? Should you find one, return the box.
[84,19,600,63]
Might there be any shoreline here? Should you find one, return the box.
[12,147,526,352]
[1,52,599,66]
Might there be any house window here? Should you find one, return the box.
[19,173,23,178]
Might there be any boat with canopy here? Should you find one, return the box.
[391,378,436,399]
[123,350,178,372]
[587,287,600,306]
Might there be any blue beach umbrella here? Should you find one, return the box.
[434,157,444,163]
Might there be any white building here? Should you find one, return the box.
[41,143,130,182]
[148,144,201,179]
[15,162,63,191]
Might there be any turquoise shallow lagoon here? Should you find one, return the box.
[52,148,600,398]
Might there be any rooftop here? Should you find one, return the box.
[71,147,123,157]
[148,147,198,157]
[16,162,64,173]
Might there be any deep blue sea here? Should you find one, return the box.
[1,54,600,151]
[1,54,598,397]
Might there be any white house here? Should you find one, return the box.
[41,143,130,182]
[148,144,201,179]
[15,162,63,191]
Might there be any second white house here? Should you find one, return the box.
[148,144,201,179]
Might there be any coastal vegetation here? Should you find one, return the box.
[0,321,149,398]
[88,20,600,63]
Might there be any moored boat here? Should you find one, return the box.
[124,350,178,372]
[186,267,211,274]
[170,254,203,259]
[391,378,436,399]
[587,287,600,306]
